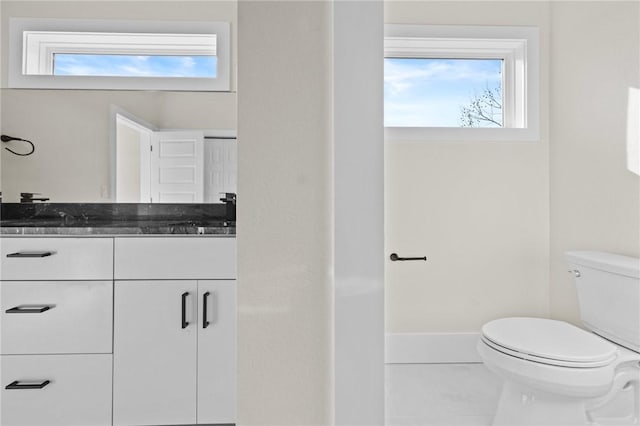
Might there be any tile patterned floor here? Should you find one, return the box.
[385,363,502,426]
[386,363,639,426]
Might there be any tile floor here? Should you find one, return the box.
[385,363,502,426]
[386,363,640,426]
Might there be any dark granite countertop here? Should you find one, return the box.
[0,224,235,236]
[0,203,236,236]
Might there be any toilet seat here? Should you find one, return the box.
[481,317,619,368]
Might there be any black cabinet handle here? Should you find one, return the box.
[6,305,52,314]
[5,380,50,390]
[390,253,427,261]
[6,251,53,258]
[181,292,189,329]
[203,292,210,329]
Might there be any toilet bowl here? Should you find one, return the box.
[478,317,640,425]
[478,251,640,426]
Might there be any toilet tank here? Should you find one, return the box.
[566,251,640,353]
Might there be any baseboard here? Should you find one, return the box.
[385,332,482,364]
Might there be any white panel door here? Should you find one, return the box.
[197,280,236,424]
[113,281,198,426]
[150,130,204,203]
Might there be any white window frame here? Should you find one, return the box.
[9,18,231,91]
[23,32,218,75]
[385,24,539,142]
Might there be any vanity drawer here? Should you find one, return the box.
[115,237,236,279]
[1,354,112,426]
[0,237,113,281]
[1,281,113,355]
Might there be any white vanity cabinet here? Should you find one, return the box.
[0,234,236,426]
[113,237,236,426]
[0,237,114,426]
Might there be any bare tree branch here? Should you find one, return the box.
[460,86,503,128]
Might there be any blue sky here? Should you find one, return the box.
[53,54,499,127]
[53,54,217,78]
[384,58,503,127]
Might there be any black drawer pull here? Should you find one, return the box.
[5,380,50,390]
[6,251,53,258]
[5,305,52,314]
[203,292,210,329]
[181,292,189,329]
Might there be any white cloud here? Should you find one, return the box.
[384,59,501,95]
[55,65,97,76]
[54,54,214,78]
[385,99,466,127]
[181,57,196,69]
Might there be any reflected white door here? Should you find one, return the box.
[150,131,204,203]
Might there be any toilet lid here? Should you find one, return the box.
[481,318,618,367]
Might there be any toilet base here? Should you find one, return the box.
[492,381,590,426]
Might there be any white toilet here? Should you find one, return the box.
[478,251,640,426]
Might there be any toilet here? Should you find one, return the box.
[478,251,640,426]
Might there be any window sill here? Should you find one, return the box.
[385,126,540,142]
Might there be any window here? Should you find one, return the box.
[52,54,217,78]
[385,58,503,127]
[385,25,539,141]
[9,18,230,91]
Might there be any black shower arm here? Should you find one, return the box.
[1,135,35,156]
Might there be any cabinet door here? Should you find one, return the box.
[113,281,198,426]
[197,280,236,424]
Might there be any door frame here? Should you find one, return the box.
[109,106,158,201]
[333,1,385,425]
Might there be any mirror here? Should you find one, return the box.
[0,3,237,204]
[0,89,236,203]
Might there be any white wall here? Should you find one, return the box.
[384,0,640,334]
[237,2,333,424]
[549,1,640,325]
[384,1,551,333]
[238,2,385,424]
[0,1,237,202]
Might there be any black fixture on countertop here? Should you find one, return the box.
[220,193,236,221]
[20,192,50,203]
[219,192,236,204]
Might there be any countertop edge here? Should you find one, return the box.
[0,227,236,236]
